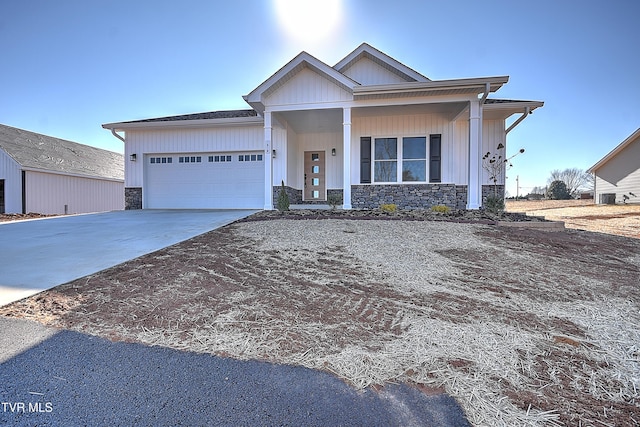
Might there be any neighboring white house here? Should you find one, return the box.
[588,128,640,204]
[0,124,124,214]
[103,43,543,210]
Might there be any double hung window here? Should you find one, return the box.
[364,135,441,183]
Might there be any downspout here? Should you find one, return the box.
[506,107,531,134]
[110,128,125,143]
[479,83,491,105]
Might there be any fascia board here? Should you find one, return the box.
[483,100,544,111]
[353,76,510,96]
[334,42,430,82]
[22,166,124,183]
[102,116,264,131]
[587,128,640,173]
[244,51,356,104]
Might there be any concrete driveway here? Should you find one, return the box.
[0,210,256,306]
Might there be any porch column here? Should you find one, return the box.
[467,100,482,209]
[264,111,273,210]
[342,107,352,209]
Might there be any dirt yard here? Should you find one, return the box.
[506,199,640,239]
[1,212,639,426]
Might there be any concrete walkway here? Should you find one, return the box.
[0,210,256,306]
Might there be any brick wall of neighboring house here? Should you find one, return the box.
[125,187,142,210]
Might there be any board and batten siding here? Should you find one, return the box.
[0,148,23,213]
[24,170,123,214]
[594,136,640,203]
[265,68,352,106]
[125,126,265,187]
[340,56,409,85]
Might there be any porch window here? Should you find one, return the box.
[402,137,426,182]
[374,138,397,182]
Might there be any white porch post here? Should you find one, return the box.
[264,111,273,210]
[467,100,482,209]
[342,107,352,209]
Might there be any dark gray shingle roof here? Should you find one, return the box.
[0,124,124,180]
[121,109,258,124]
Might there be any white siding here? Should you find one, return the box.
[594,136,640,203]
[0,149,22,213]
[265,67,352,106]
[482,120,507,185]
[341,57,409,85]
[125,126,264,188]
[25,170,123,214]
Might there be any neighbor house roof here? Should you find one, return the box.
[0,124,124,181]
[587,128,640,173]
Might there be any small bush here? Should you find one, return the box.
[431,205,451,214]
[327,193,342,210]
[546,180,571,200]
[380,203,397,213]
[484,195,505,214]
[276,180,290,212]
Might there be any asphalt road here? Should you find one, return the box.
[0,317,470,426]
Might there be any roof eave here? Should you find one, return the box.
[353,76,509,98]
[102,115,264,131]
[587,128,640,173]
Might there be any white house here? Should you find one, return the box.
[588,128,640,204]
[103,43,543,210]
[0,124,124,215]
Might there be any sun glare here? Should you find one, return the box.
[274,0,343,43]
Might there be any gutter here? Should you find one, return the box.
[110,128,125,143]
[506,107,531,134]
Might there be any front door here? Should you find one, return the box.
[304,151,326,201]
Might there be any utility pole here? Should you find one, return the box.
[516,175,520,198]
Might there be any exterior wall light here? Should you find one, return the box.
[331,148,336,156]
[272,149,276,158]
[129,153,137,161]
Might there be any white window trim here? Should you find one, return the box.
[372,135,430,184]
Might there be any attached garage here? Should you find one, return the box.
[145,151,265,209]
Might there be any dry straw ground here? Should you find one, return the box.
[1,201,639,426]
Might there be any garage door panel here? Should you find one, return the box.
[145,152,264,209]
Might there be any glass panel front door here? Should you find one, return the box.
[304,151,326,201]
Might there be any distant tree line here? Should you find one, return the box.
[519,168,593,200]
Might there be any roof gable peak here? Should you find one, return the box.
[334,42,430,84]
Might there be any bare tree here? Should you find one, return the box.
[547,168,591,198]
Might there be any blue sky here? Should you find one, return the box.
[1,0,638,196]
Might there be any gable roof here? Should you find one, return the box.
[103,109,263,131]
[243,51,357,113]
[587,128,640,173]
[334,42,430,83]
[0,124,124,180]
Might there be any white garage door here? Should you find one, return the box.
[145,152,265,209]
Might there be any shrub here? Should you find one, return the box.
[546,180,571,200]
[276,180,290,212]
[431,205,451,214]
[327,193,342,210]
[380,203,397,213]
[484,195,505,214]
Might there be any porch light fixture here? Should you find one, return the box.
[129,153,137,161]
[331,148,336,156]
[272,149,276,158]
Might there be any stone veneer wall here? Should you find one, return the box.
[125,187,142,210]
[271,184,502,210]
[482,185,505,205]
[272,186,344,206]
[352,184,467,210]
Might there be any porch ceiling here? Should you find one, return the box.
[276,109,343,134]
